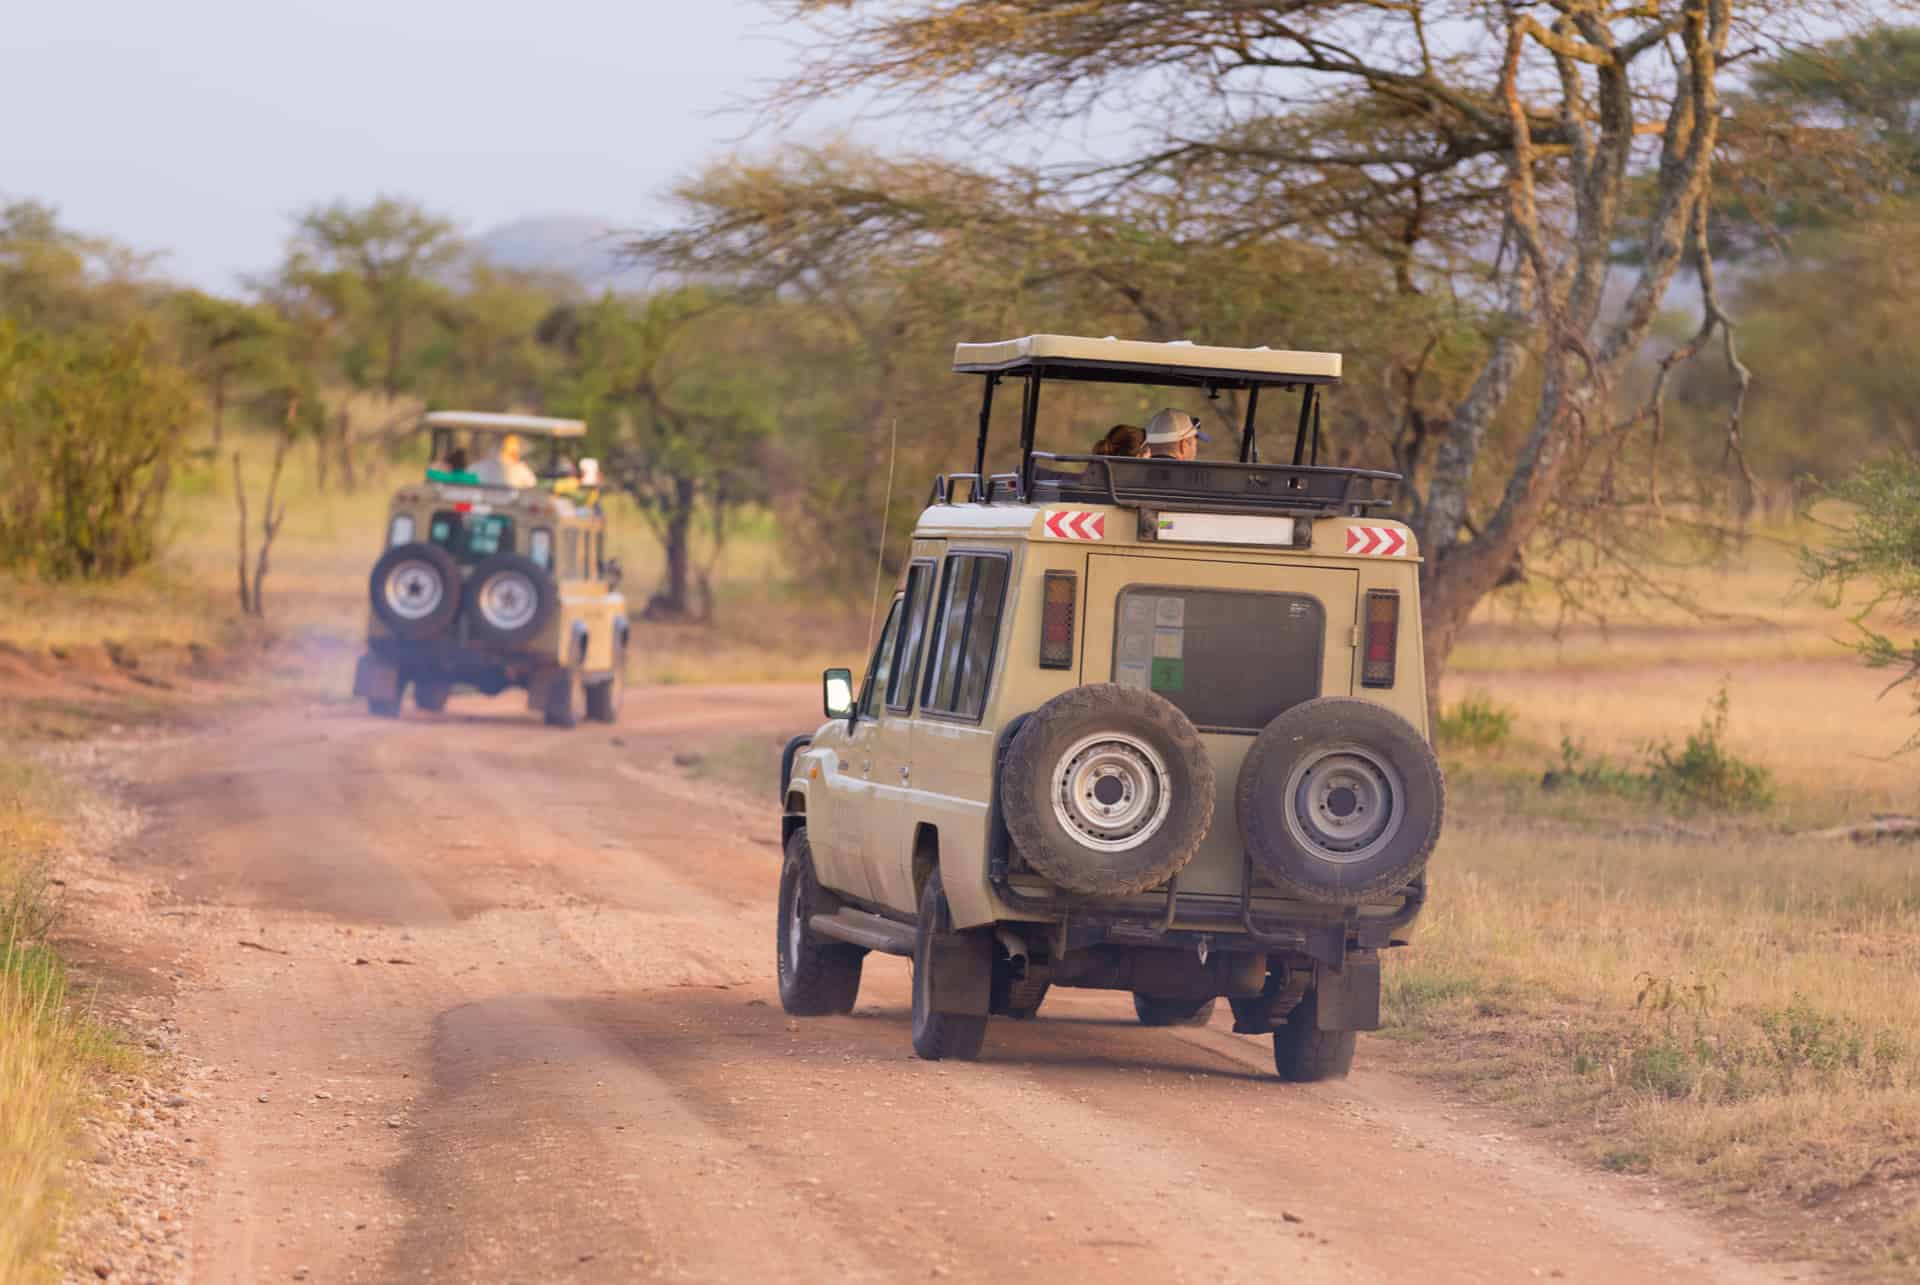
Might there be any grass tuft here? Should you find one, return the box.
[1435,693,1516,749]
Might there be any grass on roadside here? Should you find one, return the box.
[1386,677,1920,1275]
[0,755,125,1283]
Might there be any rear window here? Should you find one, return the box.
[429,511,515,564]
[1112,587,1324,733]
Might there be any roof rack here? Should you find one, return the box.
[422,411,586,439]
[1030,453,1398,517]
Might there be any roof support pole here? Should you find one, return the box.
[1017,371,1042,499]
[1239,385,1261,463]
[1291,386,1317,466]
[972,374,998,485]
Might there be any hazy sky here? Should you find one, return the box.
[4,0,854,291]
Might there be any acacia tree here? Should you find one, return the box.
[544,289,773,619]
[173,290,284,444]
[744,0,1834,705]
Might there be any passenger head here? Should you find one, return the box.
[446,446,469,471]
[1092,424,1147,458]
[498,433,523,463]
[1144,409,1206,461]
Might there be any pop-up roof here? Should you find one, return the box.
[422,411,586,439]
[953,335,1341,388]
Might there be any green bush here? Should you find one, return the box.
[0,320,195,580]
[1436,693,1516,749]
[1542,684,1772,812]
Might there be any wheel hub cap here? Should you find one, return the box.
[480,572,537,631]
[384,561,443,620]
[1284,748,1404,862]
[1052,732,1173,852]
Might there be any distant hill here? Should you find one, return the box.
[472,215,658,289]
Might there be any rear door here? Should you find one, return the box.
[1082,554,1358,897]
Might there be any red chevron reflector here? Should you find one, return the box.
[1345,525,1408,557]
[1044,511,1106,540]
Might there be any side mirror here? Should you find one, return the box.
[604,556,623,588]
[823,667,855,719]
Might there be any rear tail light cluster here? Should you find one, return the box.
[1040,571,1076,669]
[1361,590,1399,687]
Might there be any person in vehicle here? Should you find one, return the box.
[1092,424,1148,457]
[1144,409,1209,461]
[473,433,538,488]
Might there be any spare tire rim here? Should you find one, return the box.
[478,570,539,632]
[1051,731,1174,853]
[1283,747,1405,863]
[383,560,445,621]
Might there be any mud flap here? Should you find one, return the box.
[1314,953,1381,1031]
[928,932,993,1016]
[526,666,558,712]
[353,654,399,704]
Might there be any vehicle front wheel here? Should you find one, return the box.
[776,828,864,1016]
[1132,994,1218,1027]
[910,872,988,1061]
[1272,987,1356,1082]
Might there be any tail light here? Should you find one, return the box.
[1361,591,1399,688]
[1040,571,1076,669]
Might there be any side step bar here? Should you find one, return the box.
[810,909,915,956]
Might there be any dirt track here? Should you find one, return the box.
[67,685,1815,1283]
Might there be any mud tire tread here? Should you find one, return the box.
[1236,697,1444,904]
[1272,987,1357,1082]
[910,872,988,1061]
[776,829,864,1016]
[1001,684,1214,898]
[1132,994,1218,1027]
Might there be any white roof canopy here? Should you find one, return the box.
[423,411,586,439]
[953,334,1341,385]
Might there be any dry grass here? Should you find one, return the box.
[0,756,121,1284]
[1400,631,1920,1274]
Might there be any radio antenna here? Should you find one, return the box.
[865,418,900,653]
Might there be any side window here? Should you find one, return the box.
[593,531,604,578]
[388,514,415,546]
[529,528,553,570]
[922,553,1012,721]
[562,529,581,578]
[885,561,937,713]
[860,598,905,721]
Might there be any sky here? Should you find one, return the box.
[3,0,863,292]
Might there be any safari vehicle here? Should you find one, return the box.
[351,411,628,728]
[776,335,1442,1080]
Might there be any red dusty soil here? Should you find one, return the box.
[48,684,1828,1283]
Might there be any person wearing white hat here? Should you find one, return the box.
[1144,408,1210,461]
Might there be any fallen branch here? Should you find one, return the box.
[1805,817,1920,845]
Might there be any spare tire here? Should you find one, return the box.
[462,553,557,647]
[1236,697,1443,903]
[1002,684,1214,898]
[369,542,461,640]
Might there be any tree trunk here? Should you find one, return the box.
[211,372,226,447]
[337,408,357,494]
[661,475,696,616]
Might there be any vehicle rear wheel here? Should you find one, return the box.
[776,828,864,1016]
[1132,994,1218,1027]
[1001,684,1215,898]
[910,872,988,1061]
[413,676,451,713]
[368,694,402,718]
[1272,987,1356,1082]
[1237,697,1444,903]
[1002,979,1049,1021]
[543,667,579,728]
[585,641,624,724]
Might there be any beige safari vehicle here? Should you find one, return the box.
[776,336,1441,1078]
[351,411,629,727]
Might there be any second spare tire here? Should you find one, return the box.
[1236,697,1443,903]
[462,552,557,647]
[1002,684,1214,898]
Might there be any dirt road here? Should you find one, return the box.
[67,685,1812,1283]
